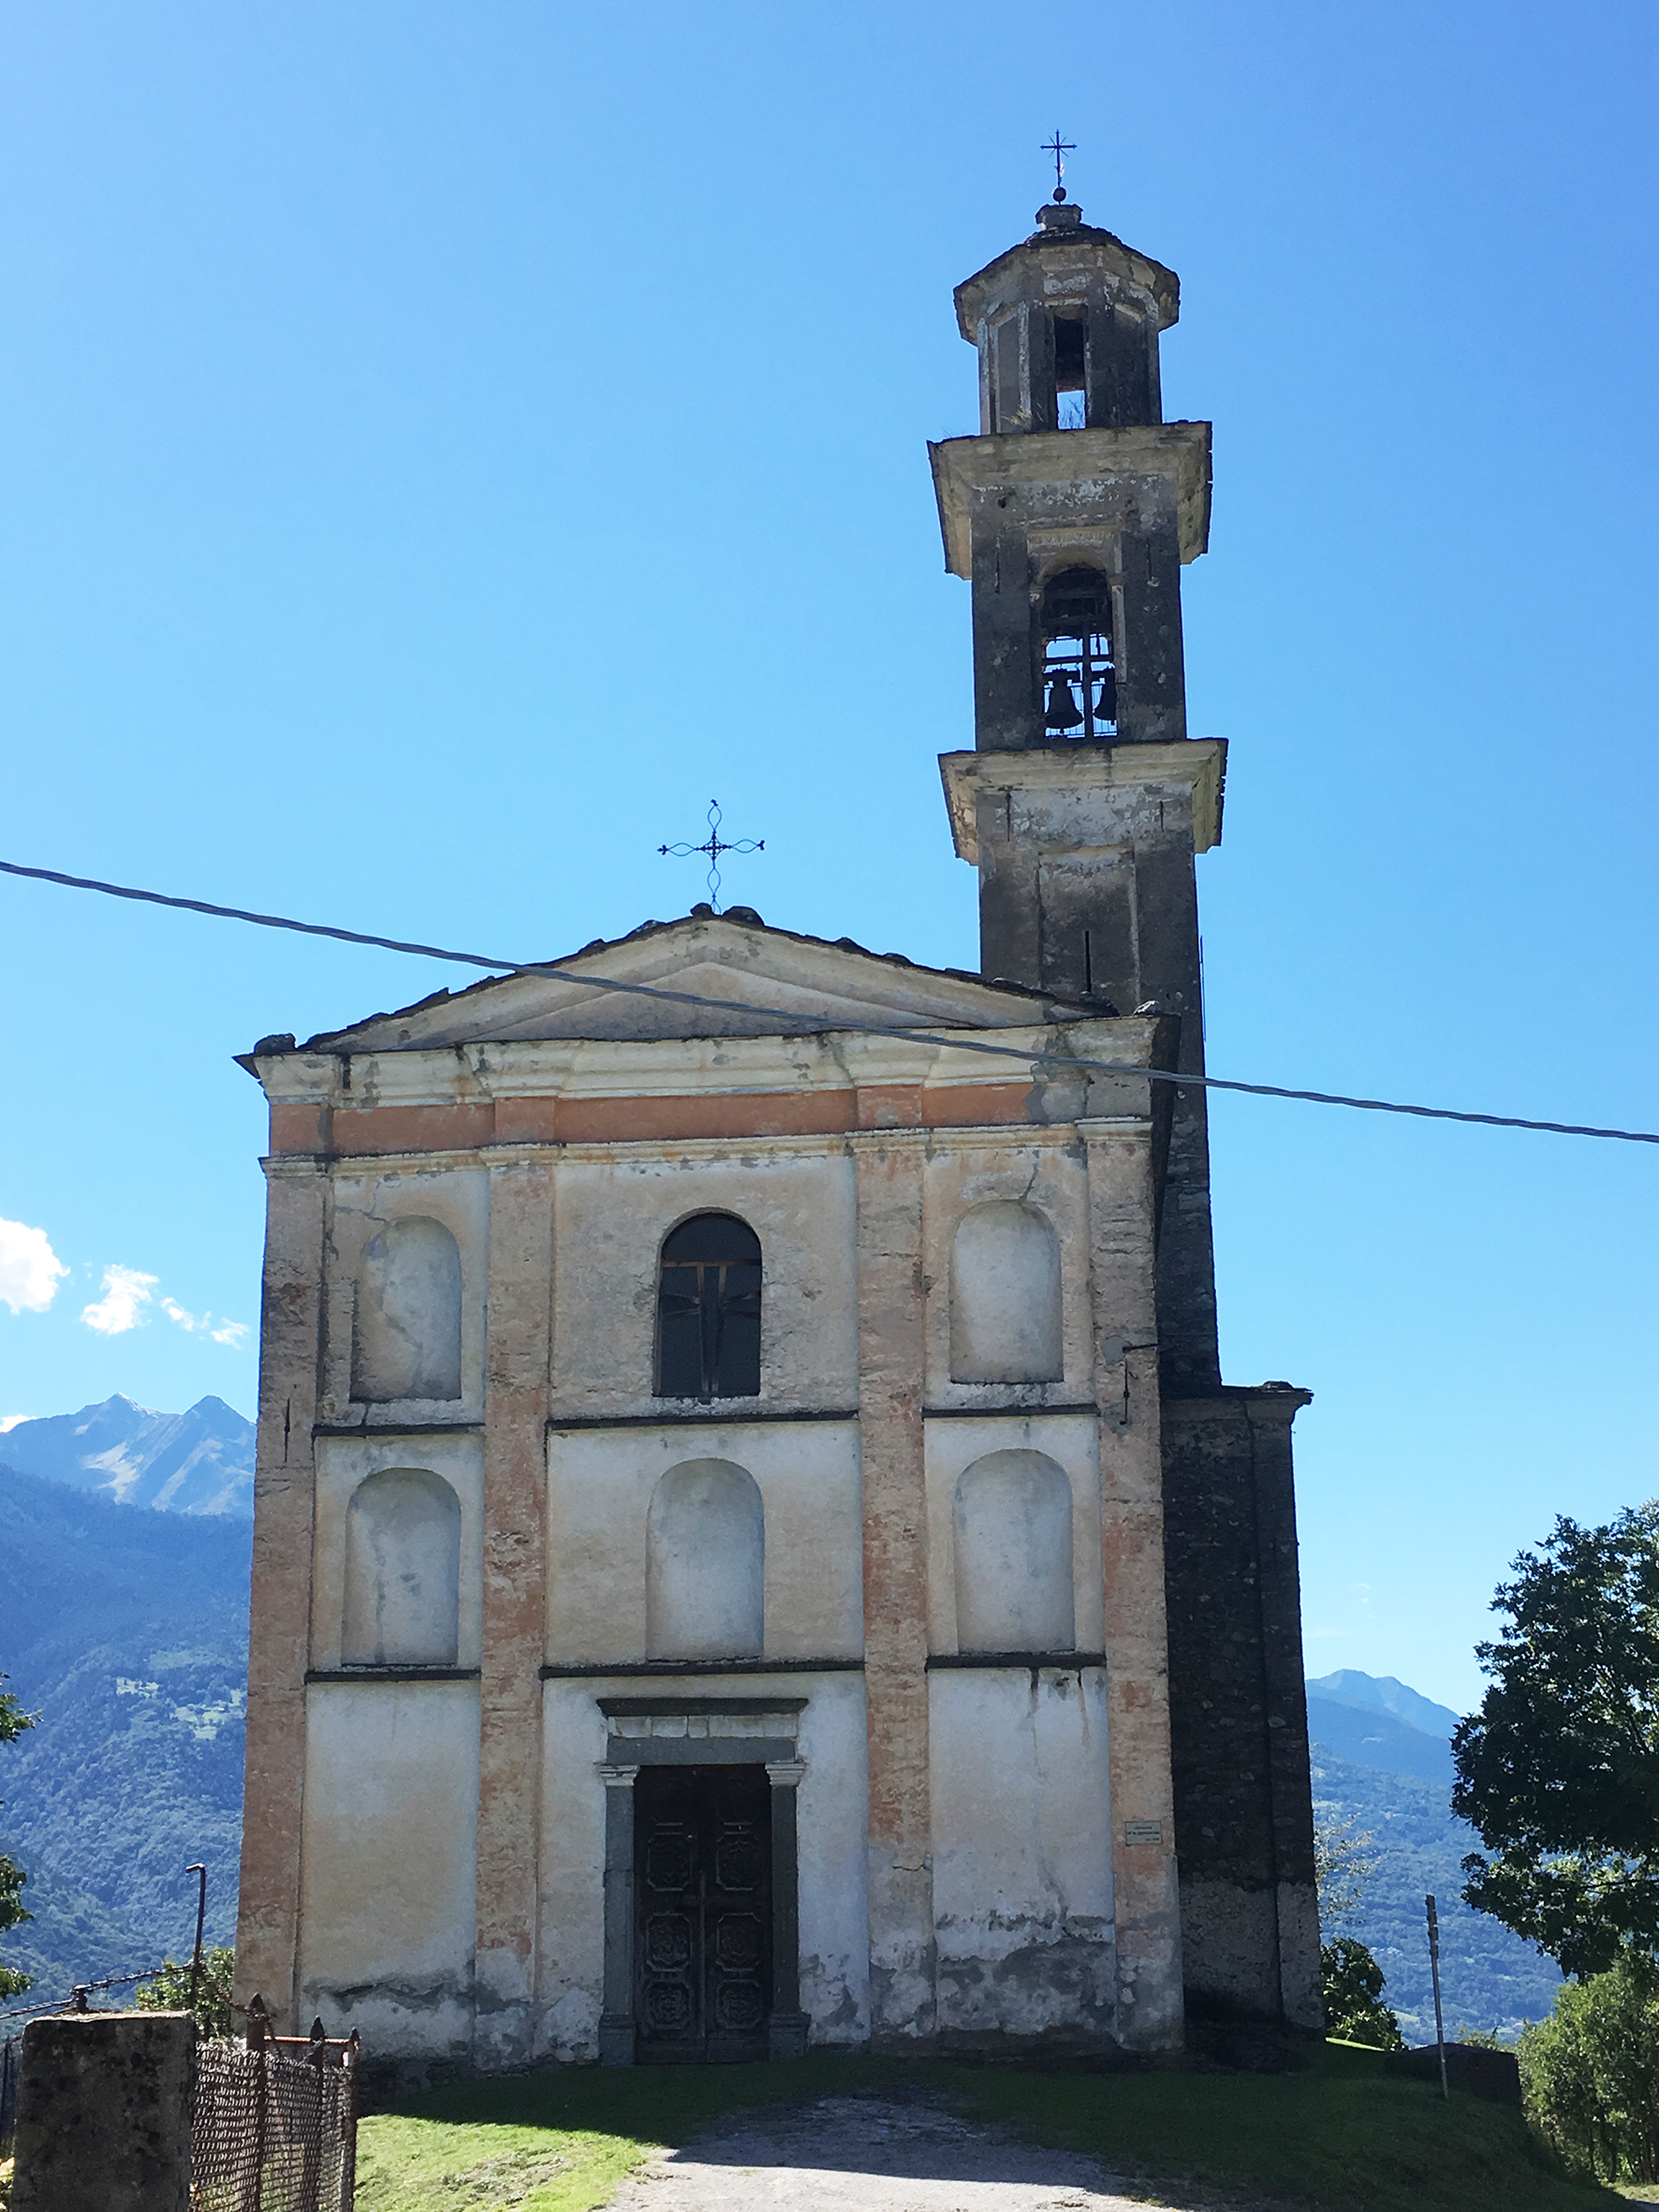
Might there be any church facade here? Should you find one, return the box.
[234,199,1320,2068]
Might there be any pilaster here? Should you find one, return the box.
[766,1760,810,2058]
[851,1128,936,2045]
[1079,1117,1184,2051]
[473,1159,553,2069]
[597,1763,639,2065]
[234,1160,328,2032]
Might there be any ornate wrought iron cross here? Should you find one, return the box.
[658,800,764,913]
[1043,131,1076,198]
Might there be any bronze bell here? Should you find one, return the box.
[1093,667,1118,724]
[1044,671,1084,730]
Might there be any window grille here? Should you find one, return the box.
[655,1214,762,1400]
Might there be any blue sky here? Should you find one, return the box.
[1,1,1654,1713]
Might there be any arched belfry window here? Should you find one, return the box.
[654,1213,762,1400]
[1040,567,1117,743]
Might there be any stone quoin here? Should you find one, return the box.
[233,196,1320,2069]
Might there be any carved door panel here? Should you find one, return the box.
[635,1764,771,2063]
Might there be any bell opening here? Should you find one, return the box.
[1039,567,1117,744]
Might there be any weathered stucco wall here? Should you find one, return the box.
[298,1681,480,2055]
[550,1144,859,1418]
[547,1421,863,1664]
[320,1167,490,1427]
[923,1413,1103,1658]
[311,1433,484,1673]
[920,1138,1094,1414]
[930,1667,1113,2046]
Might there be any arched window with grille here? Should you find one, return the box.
[1039,566,1117,743]
[654,1213,762,1400]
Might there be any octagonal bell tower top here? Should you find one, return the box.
[954,199,1181,435]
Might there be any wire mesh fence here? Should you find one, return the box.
[191,2015,360,2212]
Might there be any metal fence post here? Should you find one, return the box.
[242,1994,271,2212]
[340,2031,360,2212]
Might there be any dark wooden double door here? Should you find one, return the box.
[634,1764,771,2063]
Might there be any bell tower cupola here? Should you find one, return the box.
[958,195,1177,436]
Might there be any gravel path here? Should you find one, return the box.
[604,2090,1273,2212]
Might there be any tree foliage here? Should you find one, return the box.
[1314,1807,1403,2045]
[1453,1503,1659,1977]
[1520,1956,1659,2183]
[1314,1809,1379,1934]
[0,1674,39,1998]
[136,1945,236,2039]
[1321,1936,1405,2049]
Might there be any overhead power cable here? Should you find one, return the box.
[3,854,1656,1149]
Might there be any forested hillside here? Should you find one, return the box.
[1308,1741,1562,2040]
[0,1459,250,1997]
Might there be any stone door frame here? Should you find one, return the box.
[595,1697,809,2064]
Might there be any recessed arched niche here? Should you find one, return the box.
[351,1216,463,1403]
[953,1449,1076,1654]
[949,1201,1063,1384]
[646,1459,764,1659]
[342,1467,462,1666]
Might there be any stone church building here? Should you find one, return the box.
[234,197,1320,2068]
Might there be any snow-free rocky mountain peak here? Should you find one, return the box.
[0,1394,255,1515]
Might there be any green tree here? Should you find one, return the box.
[1321,1934,1405,2049]
[1314,1807,1403,2046]
[0,1674,38,1999]
[136,1946,236,2039]
[1520,1956,1659,2183]
[1453,1503,1659,1976]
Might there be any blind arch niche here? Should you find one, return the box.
[953,1449,1076,1655]
[342,1467,462,1666]
[351,1216,463,1403]
[949,1201,1063,1384]
[646,1458,765,1659]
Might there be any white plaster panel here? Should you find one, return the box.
[535,1683,609,2059]
[795,1674,873,2046]
[646,1459,765,1659]
[921,1141,1094,1410]
[550,1148,857,1417]
[322,1167,489,1425]
[923,1415,1102,1657]
[535,1673,870,2059]
[929,1667,1114,2040]
[548,1422,863,1664]
[312,1433,484,1672]
[298,1682,479,2055]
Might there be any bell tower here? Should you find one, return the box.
[932,188,1222,1392]
[933,191,1323,2038]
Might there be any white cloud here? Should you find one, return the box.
[0,1413,34,1433]
[0,1217,69,1315]
[81,1265,158,1335]
[159,1296,250,1349]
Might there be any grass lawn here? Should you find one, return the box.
[356,2042,1632,2212]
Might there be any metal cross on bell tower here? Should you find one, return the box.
[658,800,764,913]
[1042,131,1076,201]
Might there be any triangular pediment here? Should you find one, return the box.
[303,913,1089,1054]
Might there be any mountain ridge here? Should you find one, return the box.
[0,1394,255,1516]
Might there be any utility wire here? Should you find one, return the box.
[4,855,1656,1149]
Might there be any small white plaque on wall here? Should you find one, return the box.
[1123,1821,1164,1847]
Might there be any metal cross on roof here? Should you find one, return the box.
[1043,130,1076,199]
[658,800,764,914]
